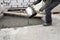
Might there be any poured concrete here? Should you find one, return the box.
[0,15,43,27]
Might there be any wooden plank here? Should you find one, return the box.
[52,12,60,14]
[4,11,43,17]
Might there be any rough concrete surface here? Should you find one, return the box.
[0,15,43,27]
[0,14,60,40]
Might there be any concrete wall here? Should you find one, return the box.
[0,0,37,8]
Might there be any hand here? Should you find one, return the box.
[39,7,44,12]
[29,3,34,6]
[28,3,35,7]
[39,9,43,12]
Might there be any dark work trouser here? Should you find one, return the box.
[45,1,60,23]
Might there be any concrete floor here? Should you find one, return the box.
[0,15,43,27]
[0,14,60,40]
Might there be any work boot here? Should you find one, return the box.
[43,22,52,26]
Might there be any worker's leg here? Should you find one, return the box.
[44,1,60,26]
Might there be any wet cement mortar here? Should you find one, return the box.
[0,15,43,28]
